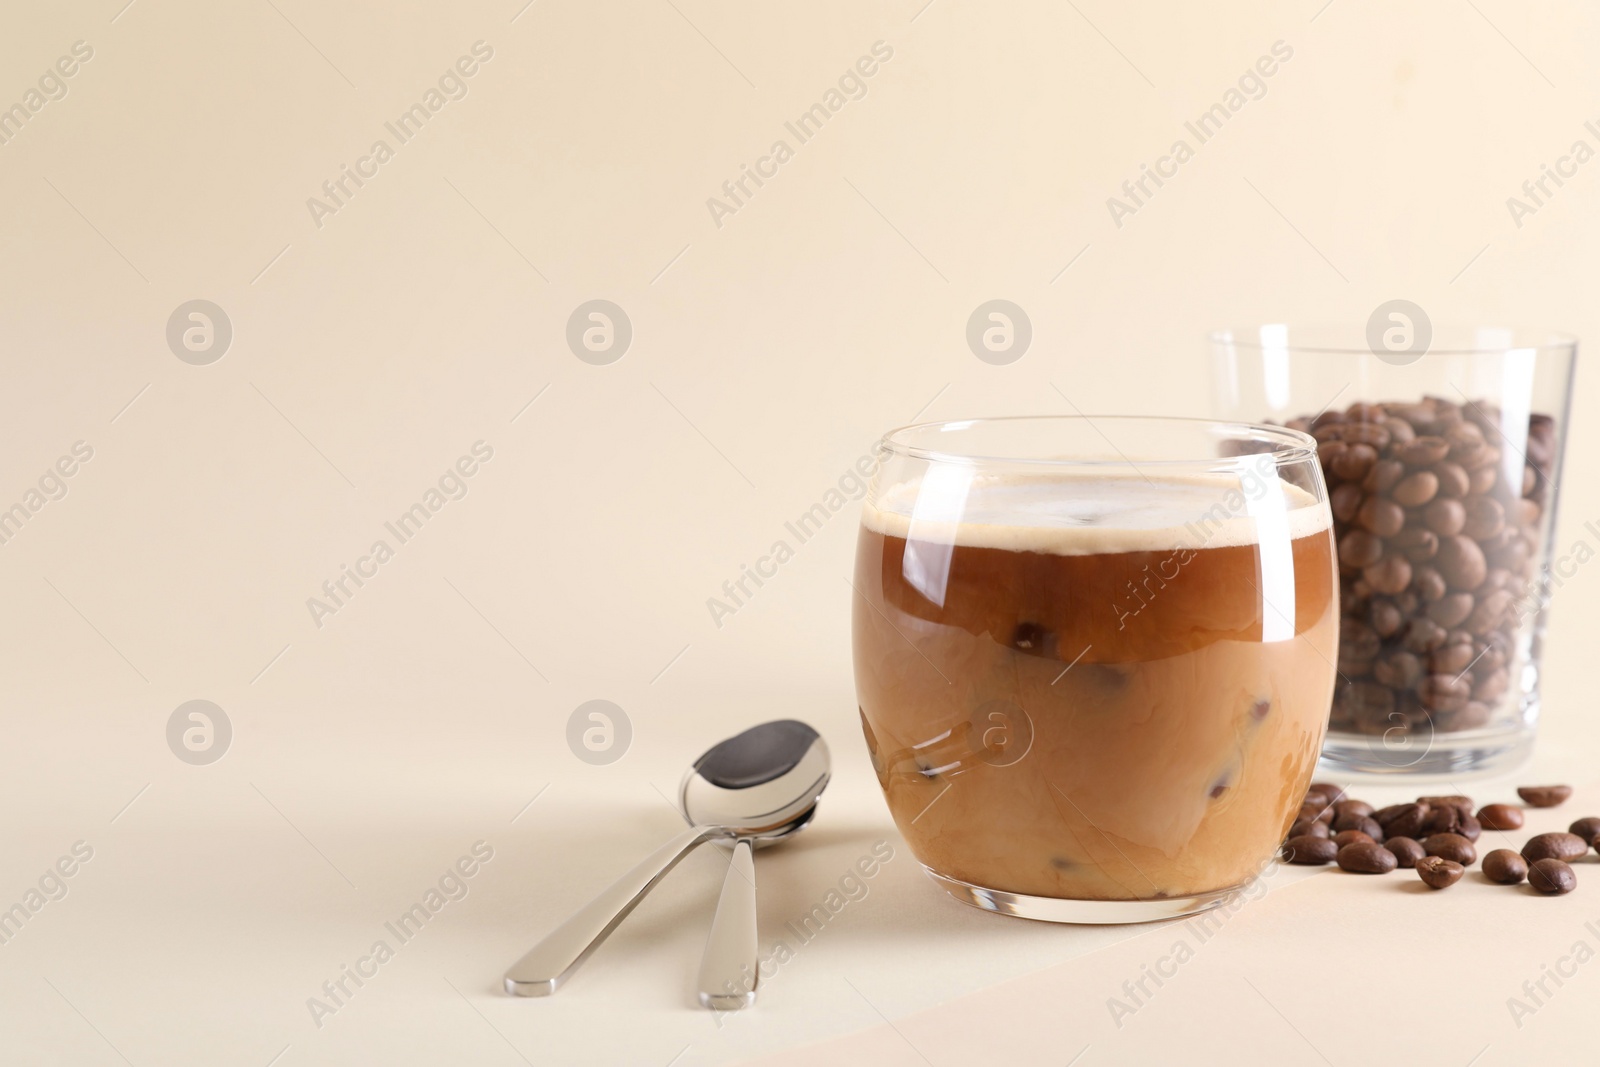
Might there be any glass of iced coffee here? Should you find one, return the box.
[851,416,1338,922]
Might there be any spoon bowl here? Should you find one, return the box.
[679,719,831,843]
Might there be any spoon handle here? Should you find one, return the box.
[504,824,711,996]
[697,838,758,1009]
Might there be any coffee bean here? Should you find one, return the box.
[1392,470,1440,507]
[1358,496,1406,537]
[1521,832,1587,863]
[1363,556,1413,596]
[1333,799,1375,820]
[1568,817,1600,845]
[1529,858,1577,895]
[1442,702,1492,732]
[1483,849,1528,884]
[1428,641,1475,675]
[1332,809,1375,833]
[1418,795,1474,815]
[1385,836,1425,869]
[1373,651,1423,690]
[1432,462,1470,499]
[1290,819,1332,839]
[1402,618,1448,654]
[1330,443,1379,481]
[1445,421,1485,448]
[1391,526,1439,562]
[1419,673,1471,713]
[1300,792,1330,812]
[1435,536,1488,590]
[1339,530,1386,570]
[1411,567,1448,603]
[1306,782,1348,805]
[1518,785,1573,808]
[1397,437,1450,465]
[1330,483,1363,523]
[1423,497,1466,537]
[1466,458,1500,492]
[1467,591,1513,636]
[1355,816,1384,841]
[1462,497,1506,541]
[1369,600,1406,639]
[1342,420,1392,449]
[1284,836,1339,865]
[1422,833,1476,866]
[1334,830,1376,849]
[1426,593,1475,629]
[1377,803,1429,840]
[1416,856,1465,889]
[1337,841,1398,874]
[1422,805,1462,836]
[1477,804,1524,831]
[1458,814,1482,842]
[1368,459,1405,494]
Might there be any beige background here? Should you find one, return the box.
[1,1,1598,1064]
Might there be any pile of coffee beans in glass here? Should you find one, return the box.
[1280,397,1557,738]
[1282,782,1591,894]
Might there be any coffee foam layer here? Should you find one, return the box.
[862,470,1332,555]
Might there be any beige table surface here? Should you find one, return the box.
[2,1,1599,1064]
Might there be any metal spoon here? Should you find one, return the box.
[686,720,828,1010]
[503,719,830,998]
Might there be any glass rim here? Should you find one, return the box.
[1208,324,1578,357]
[878,415,1319,470]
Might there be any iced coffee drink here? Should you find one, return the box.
[851,417,1338,922]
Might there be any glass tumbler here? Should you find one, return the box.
[851,416,1338,923]
[1212,325,1577,777]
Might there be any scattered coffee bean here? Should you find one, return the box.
[1422,805,1462,836]
[1422,833,1476,866]
[1333,799,1376,820]
[1385,836,1425,869]
[1416,856,1465,889]
[1521,832,1588,863]
[1376,803,1429,840]
[1476,804,1524,831]
[1334,830,1376,849]
[1301,793,1331,813]
[1567,817,1600,845]
[1518,785,1573,808]
[1332,809,1374,833]
[1483,849,1528,885]
[1284,836,1339,865]
[1306,782,1347,805]
[1529,858,1577,895]
[1418,795,1475,816]
[1458,814,1482,842]
[1337,841,1398,874]
[1290,818,1332,840]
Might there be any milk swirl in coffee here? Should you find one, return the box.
[853,470,1337,901]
